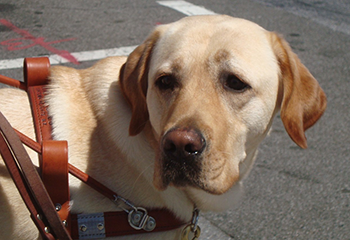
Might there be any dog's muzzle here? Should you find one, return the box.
[160,127,206,187]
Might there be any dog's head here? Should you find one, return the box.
[119,15,326,205]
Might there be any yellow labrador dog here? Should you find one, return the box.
[0,15,326,239]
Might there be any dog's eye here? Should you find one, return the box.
[224,75,249,92]
[156,75,177,91]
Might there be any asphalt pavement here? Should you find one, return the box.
[0,0,349,239]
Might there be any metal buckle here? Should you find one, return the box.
[113,195,156,231]
[128,207,156,231]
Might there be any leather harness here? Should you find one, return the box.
[0,57,188,239]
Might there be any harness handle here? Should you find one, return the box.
[0,112,72,240]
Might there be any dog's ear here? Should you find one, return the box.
[270,33,327,149]
[119,29,162,136]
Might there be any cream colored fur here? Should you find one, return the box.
[0,15,326,239]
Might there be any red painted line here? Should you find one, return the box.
[0,19,79,65]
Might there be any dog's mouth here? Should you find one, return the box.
[159,154,203,189]
[153,155,238,195]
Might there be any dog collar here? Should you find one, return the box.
[68,164,189,238]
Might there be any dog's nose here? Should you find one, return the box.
[162,128,206,161]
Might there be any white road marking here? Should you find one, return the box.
[0,1,216,70]
[157,1,216,16]
[0,46,138,70]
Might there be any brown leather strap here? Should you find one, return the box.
[24,57,50,87]
[70,209,185,239]
[24,57,53,144]
[0,132,54,240]
[13,130,129,203]
[0,74,26,90]
[1,57,72,238]
[103,209,185,236]
[42,140,70,206]
[27,85,53,144]
[24,58,71,234]
[42,140,71,234]
[0,111,71,240]
[14,128,42,153]
[68,164,119,201]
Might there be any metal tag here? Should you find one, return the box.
[77,212,106,239]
